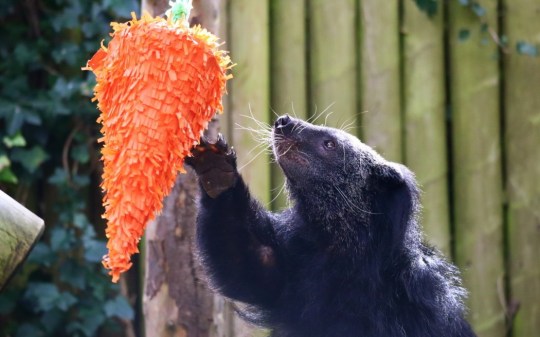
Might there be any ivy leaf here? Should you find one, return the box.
[413,0,438,17]
[15,323,45,337]
[516,41,539,57]
[10,146,49,173]
[471,3,486,17]
[50,227,73,252]
[3,132,26,148]
[458,29,470,42]
[104,296,134,320]
[59,261,87,290]
[72,173,91,187]
[0,155,18,183]
[0,291,18,314]
[24,283,60,312]
[0,168,18,183]
[24,283,77,312]
[70,143,90,164]
[84,239,107,263]
[69,308,106,337]
[27,242,55,267]
[55,292,77,311]
[40,309,64,334]
[47,168,69,185]
[73,212,90,228]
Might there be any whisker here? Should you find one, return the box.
[267,180,288,208]
[308,102,335,124]
[290,102,298,118]
[238,146,270,171]
[324,111,335,127]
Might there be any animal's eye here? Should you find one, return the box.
[323,140,336,150]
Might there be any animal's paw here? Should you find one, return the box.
[185,134,238,198]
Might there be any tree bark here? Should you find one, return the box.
[0,189,44,291]
[142,1,233,337]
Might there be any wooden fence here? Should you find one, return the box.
[218,1,540,336]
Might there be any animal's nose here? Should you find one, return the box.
[274,115,291,129]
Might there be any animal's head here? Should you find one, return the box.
[272,115,421,255]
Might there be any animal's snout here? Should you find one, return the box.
[274,115,298,137]
[274,115,292,129]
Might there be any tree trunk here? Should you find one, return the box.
[142,1,235,337]
[0,190,44,291]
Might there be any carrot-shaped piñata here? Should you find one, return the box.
[83,0,232,282]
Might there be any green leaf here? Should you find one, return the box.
[3,132,26,148]
[104,296,134,320]
[15,323,45,337]
[0,291,18,314]
[27,242,55,267]
[0,167,18,183]
[24,283,60,312]
[69,308,106,337]
[47,168,69,185]
[413,0,438,17]
[0,155,10,170]
[40,309,64,334]
[55,292,77,311]
[70,143,90,164]
[471,3,486,17]
[84,239,107,263]
[516,41,539,57]
[458,29,470,42]
[59,261,86,289]
[73,212,90,228]
[72,173,91,186]
[10,146,49,173]
[50,227,72,251]
[24,283,77,312]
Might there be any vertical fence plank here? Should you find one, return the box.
[309,0,357,129]
[504,1,540,336]
[228,1,270,335]
[270,0,307,210]
[358,0,401,161]
[218,0,232,142]
[448,2,506,336]
[228,0,270,205]
[402,1,450,254]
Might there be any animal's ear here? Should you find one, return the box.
[377,162,408,186]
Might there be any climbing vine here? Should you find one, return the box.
[0,1,138,336]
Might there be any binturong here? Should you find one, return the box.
[185,115,477,337]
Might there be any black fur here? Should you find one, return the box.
[187,116,476,337]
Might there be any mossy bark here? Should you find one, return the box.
[0,190,44,291]
[142,1,236,337]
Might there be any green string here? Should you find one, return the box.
[167,0,192,23]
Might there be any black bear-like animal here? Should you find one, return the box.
[186,115,476,337]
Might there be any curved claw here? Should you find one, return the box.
[184,134,238,198]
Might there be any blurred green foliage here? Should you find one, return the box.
[414,0,539,56]
[0,0,138,336]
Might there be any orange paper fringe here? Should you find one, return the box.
[84,12,232,282]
